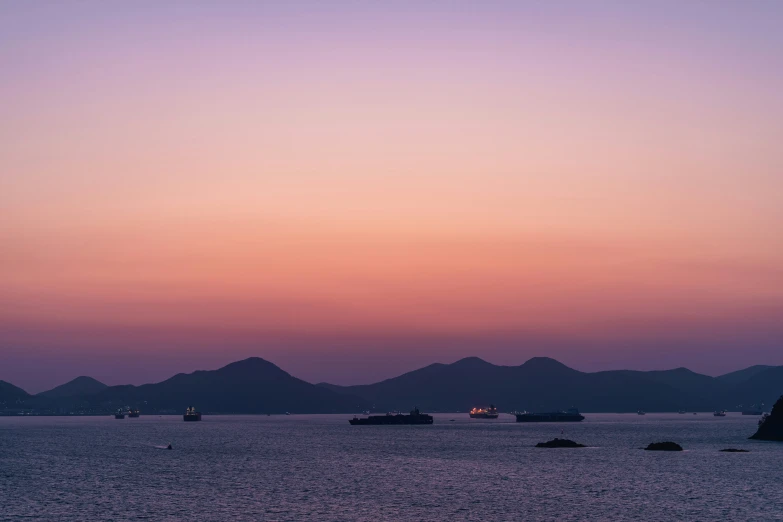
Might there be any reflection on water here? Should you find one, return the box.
[1,413,781,520]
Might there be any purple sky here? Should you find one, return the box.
[1,1,782,393]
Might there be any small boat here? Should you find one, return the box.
[678,410,686,414]
[114,409,125,419]
[713,410,727,417]
[637,410,646,415]
[167,443,172,450]
[183,406,202,421]
[128,409,140,418]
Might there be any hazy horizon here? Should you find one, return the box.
[2,1,782,393]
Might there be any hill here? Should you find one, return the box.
[716,365,774,385]
[3,357,782,415]
[321,358,783,413]
[38,376,107,398]
[0,380,30,405]
[619,367,727,406]
[83,357,368,414]
[321,357,700,412]
[0,381,31,413]
[730,367,783,409]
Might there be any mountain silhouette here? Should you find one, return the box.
[613,367,726,406]
[83,357,368,414]
[0,380,30,406]
[322,358,783,412]
[716,365,774,385]
[323,356,686,412]
[38,376,107,398]
[731,367,783,408]
[2,356,782,415]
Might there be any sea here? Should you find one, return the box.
[1,413,781,521]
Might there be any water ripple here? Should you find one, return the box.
[0,413,781,520]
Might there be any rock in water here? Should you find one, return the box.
[644,441,683,451]
[720,448,749,453]
[535,438,586,448]
[750,396,783,442]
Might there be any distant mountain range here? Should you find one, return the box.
[1,356,781,415]
[1,358,366,415]
[320,357,783,413]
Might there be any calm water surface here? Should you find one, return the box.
[1,413,782,521]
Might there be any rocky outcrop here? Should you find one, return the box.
[644,441,683,451]
[750,395,783,441]
[535,438,586,448]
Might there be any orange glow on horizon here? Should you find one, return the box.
[1,2,782,388]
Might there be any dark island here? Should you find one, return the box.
[644,442,683,451]
[535,438,586,448]
[749,395,783,441]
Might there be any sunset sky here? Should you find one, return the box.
[2,1,782,392]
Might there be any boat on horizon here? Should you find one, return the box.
[637,410,646,415]
[515,408,584,423]
[128,409,140,418]
[349,407,433,425]
[114,409,125,419]
[469,405,499,419]
[678,410,686,414]
[184,406,202,421]
[713,410,727,417]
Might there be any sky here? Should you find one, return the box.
[1,1,782,393]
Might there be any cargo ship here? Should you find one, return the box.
[349,407,433,425]
[515,408,584,422]
[470,405,499,419]
[183,406,202,421]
